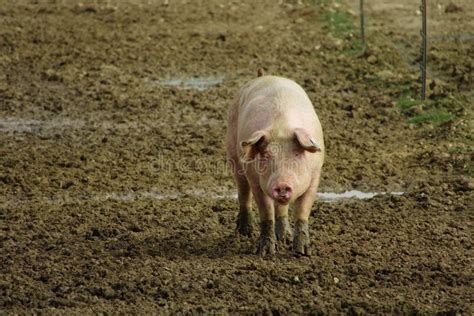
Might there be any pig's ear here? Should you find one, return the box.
[295,128,321,153]
[240,130,269,162]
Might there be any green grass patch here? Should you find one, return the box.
[397,95,421,111]
[395,90,458,126]
[392,82,412,96]
[395,94,459,127]
[322,10,355,38]
[408,111,456,126]
[448,145,473,154]
[320,8,365,55]
[311,0,341,6]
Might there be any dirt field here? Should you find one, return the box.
[1,0,473,314]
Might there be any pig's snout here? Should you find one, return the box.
[272,183,293,203]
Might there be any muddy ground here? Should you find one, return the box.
[1,0,473,314]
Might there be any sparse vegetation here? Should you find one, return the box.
[396,95,457,126]
[397,95,423,111]
[319,1,467,129]
[322,10,354,38]
[448,145,473,154]
[320,5,365,55]
[408,110,456,125]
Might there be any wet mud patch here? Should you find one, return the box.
[2,194,471,313]
[145,75,225,91]
[1,188,406,207]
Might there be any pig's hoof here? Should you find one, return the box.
[256,235,276,257]
[275,216,293,245]
[236,209,254,237]
[256,220,276,257]
[293,220,311,256]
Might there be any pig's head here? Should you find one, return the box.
[240,128,321,204]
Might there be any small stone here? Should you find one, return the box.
[44,69,60,81]
[217,32,226,41]
[333,38,343,47]
[376,70,394,80]
[460,177,474,191]
[408,104,423,115]
[445,3,463,13]
[128,224,143,232]
[333,277,340,284]
[378,108,391,116]
[347,9,357,17]
[206,280,215,289]
[61,180,74,190]
[467,182,474,191]
[293,276,300,283]
[367,55,377,64]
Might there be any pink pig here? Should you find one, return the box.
[226,70,325,256]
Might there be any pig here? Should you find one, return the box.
[226,70,325,256]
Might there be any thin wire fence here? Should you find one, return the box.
[354,0,472,101]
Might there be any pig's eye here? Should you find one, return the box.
[294,148,304,157]
[260,151,272,161]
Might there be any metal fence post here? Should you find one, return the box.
[360,0,365,46]
[420,0,427,100]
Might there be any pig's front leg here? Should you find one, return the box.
[293,175,320,256]
[251,185,276,256]
[235,173,254,237]
[275,204,292,245]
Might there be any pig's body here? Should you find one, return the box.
[226,75,324,256]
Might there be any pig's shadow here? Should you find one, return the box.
[106,231,255,259]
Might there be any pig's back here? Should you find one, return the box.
[239,76,308,106]
[237,76,321,142]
